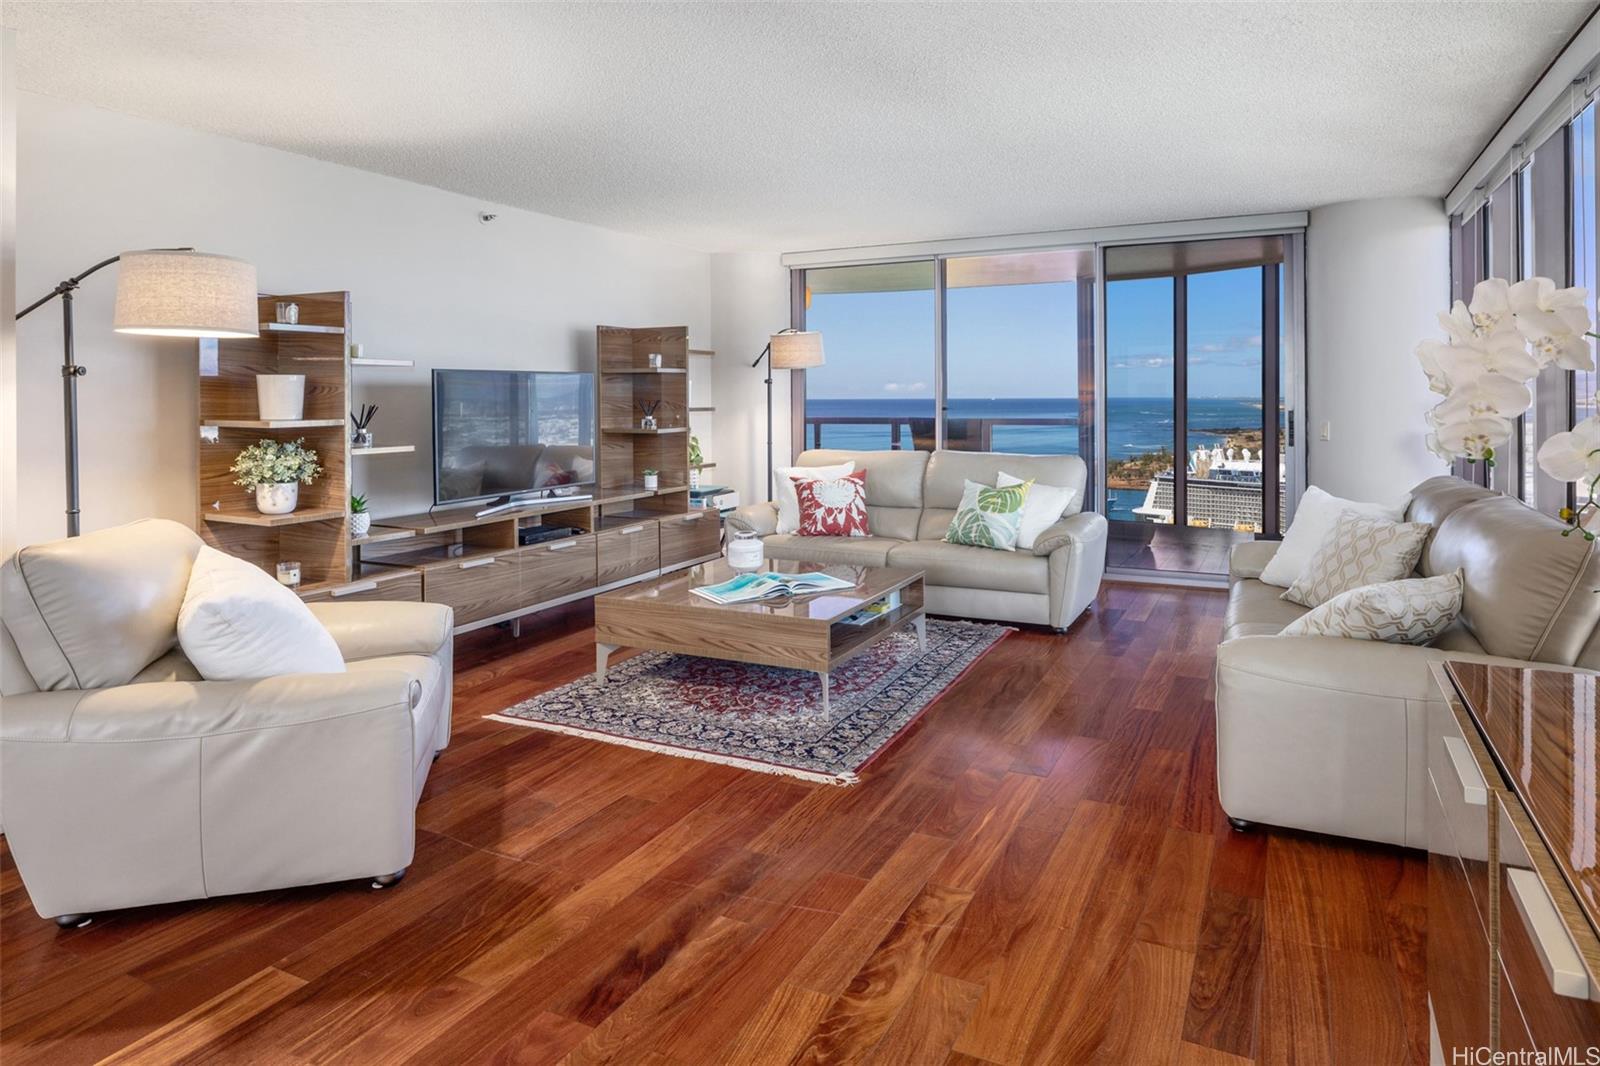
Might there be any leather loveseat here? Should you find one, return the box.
[1215,476,1600,848]
[725,449,1107,630]
[0,519,454,924]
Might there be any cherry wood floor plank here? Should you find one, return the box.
[0,585,1427,1064]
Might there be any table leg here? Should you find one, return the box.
[913,615,927,653]
[595,643,618,680]
[818,671,830,719]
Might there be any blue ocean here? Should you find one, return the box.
[803,396,1269,521]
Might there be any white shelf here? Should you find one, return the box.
[259,322,344,335]
[352,358,414,368]
[351,445,416,456]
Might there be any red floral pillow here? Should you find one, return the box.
[793,470,870,537]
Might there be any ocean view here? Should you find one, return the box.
[804,396,1275,521]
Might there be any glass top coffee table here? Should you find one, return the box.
[593,560,927,718]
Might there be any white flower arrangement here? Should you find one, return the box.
[1419,276,1600,538]
[230,437,324,490]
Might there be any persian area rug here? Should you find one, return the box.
[486,619,1011,785]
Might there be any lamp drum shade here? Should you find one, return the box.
[770,330,825,370]
[113,251,259,338]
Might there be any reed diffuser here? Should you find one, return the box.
[351,403,378,447]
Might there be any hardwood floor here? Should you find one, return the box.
[0,584,1425,1064]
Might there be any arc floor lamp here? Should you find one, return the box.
[16,249,258,536]
[750,328,824,498]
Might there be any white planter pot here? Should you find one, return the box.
[349,511,372,538]
[643,474,659,490]
[256,375,306,421]
[255,482,299,515]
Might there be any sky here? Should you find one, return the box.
[804,268,1270,402]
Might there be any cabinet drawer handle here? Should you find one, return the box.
[330,580,379,597]
[548,540,578,551]
[1507,866,1590,999]
[1443,735,1487,807]
[459,557,496,570]
[619,525,645,535]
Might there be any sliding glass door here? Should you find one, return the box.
[1102,237,1293,576]
[791,231,1303,580]
[798,262,936,452]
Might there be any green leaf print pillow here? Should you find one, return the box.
[944,478,1033,551]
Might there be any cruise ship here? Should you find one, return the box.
[1133,445,1285,532]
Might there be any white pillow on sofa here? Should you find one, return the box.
[1258,485,1409,588]
[1281,570,1463,644]
[998,472,1076,551]
[774,460,854,534]
[178,546,345,681]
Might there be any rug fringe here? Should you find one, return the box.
[482,714,856,786]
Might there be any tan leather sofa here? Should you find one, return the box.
[1215,476,1600,848]
[0,519,454,924]
[726,449,1107,630]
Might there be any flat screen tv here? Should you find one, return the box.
[432,369,596,507]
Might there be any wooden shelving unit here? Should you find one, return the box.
[597,325,692,522]
[197,291,353,589]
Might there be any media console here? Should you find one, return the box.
[313,492,722,634]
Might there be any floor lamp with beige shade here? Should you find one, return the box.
[15,249,258,536]
[750,329,824,498]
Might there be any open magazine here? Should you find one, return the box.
[691,570,855,605]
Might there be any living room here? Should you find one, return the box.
[4,3,1600,1063]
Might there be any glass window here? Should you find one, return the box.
[1105,274,1175,527]
[1576,103,1597,434]
[800,262,936,452]
[944,249,1093,472]
[1187,267,1267,533]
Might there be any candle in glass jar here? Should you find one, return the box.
[276,561,302,588]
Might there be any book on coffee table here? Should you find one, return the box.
[690,570,855,605]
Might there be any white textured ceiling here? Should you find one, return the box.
[4,2,1593,253]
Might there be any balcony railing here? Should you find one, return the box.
[803,415,1076,452]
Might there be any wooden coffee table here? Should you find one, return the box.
[593,560,926,717]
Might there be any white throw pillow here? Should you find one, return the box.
[998,472,1076,550]
[1281,570,1463,645]
[1280,511,1431,608]
[178,546,346,681]
[1258,485,1409,588]
[774,460,855,534]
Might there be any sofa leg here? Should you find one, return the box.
[53,913,92,929]
[370,868,407,890]
[433,750,443,762]
[1227,816,1253,832]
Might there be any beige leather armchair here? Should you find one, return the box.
[0,519,453,925]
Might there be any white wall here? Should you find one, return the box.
[709,252,791,507]
[14,93,712,545]
[1306,196,1451,502]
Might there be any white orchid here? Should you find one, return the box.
[1537,415,1600,483]
[1510,277,1593,338]
[1415,340,1452,395]
[1433,335,1542,385]
[1432,374,1533,421]
[1439,279,1521,346]
[1430,413,1513,463]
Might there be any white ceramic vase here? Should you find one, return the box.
[643,473,659,490]
[255,482,299,515]
[727,529,764,572]
[349,511,372,538]
[256,375,306,421]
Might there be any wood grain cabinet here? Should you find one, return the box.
[659,511,720,568]
[421,553,522,626]
[520,534,598,606]
[297,568,421,605]
[596,521,660,586]
[1429,662,1600,1064]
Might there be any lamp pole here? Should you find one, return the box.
[16,249,190,536]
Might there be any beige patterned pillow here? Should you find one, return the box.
[1281,511,1431,608]
[1281,570,1464,644]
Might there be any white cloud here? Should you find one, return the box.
[883,381,930,393]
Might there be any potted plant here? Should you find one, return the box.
[349,493,371,538]
[230,437,323,515]
[642,468,659,491]
[688,436,703,488]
